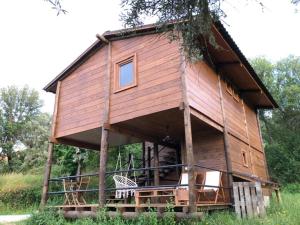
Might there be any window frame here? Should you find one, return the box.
[114,54,137,93]
[241,149,249,168]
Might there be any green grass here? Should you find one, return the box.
[0,173,42,215]
[0,173,42,192]
[22,192,300,225]
[1,174,299,224]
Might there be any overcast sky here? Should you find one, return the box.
[0,0,299,113]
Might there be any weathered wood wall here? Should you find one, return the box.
[193,129,226,171]
[55,46,108,137]
[109,34,183,124]
[185,61,223,126]
[185,61,268,180]
[52,32,268,181]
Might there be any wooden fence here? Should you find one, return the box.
[233,182,265,218]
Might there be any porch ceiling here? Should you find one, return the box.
[56,108,222,150]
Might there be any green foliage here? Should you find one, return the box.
[0,85,50,172]
[53,144,80,176]
[282,183,300,193]
[120,0,225,61]
[251,56,300,184]
[0,173,42,213]
[26,208,65,225]
[22,192,300,224]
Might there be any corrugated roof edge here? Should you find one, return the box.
[43,21,278,108]
[214,21,278,108]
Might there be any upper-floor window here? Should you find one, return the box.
[114,54,137,92]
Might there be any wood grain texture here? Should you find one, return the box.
[193,130,226,171]
[185,61,223,126]
[109,34,183,124]
[55,46,108,138]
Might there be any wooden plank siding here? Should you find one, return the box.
[51,31,268,181]
[109,34,183,124]
[55,46,108,137]
[185,61,223,126]
[193,130,226,171]
[184,60,267,180]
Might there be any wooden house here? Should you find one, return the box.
[41,22,278,217]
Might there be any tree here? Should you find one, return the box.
[251,56,300,184]
[0,86,42,171]
[120,1,299,61]
[21,113,51,171]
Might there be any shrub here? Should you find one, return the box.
[282,183,300,193]
[26,208,65,225]
[0,173,42,211]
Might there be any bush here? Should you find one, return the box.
[26,209,65,225]
[282,183,300,193]
[0,173,42,212]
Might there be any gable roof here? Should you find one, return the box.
[43,22,278,109]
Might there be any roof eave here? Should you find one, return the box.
[43,39,105,93]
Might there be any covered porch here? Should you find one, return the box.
[41,108,233,218]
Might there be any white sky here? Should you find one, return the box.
[0,0,299,113]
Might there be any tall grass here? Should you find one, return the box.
[24,192,300,225]
[0,173,43,214]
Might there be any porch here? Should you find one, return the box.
[41,107,274,218]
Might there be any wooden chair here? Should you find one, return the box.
[175,172,189,205]
[76,177,90,205]
[197,171,225,204]
[63,179,77,205]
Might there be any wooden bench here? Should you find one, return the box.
[135,188,175,206]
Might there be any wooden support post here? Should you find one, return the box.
[40,80,61,209]
[99,41,112,207]
[40,142,54,209]
[179,49,196,213]
[153,143,159,186]
[183,105,197,213]
[218,75,233,203]
[142,142,146,169]
[99,127,109,207]
[147,146,151,186]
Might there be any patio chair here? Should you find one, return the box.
[75,176,90,205]
[113,175,138,199]
[175,172,189,205]
[63,179,77,205]
[197,171,225,204]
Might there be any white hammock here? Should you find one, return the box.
[113,175,138,198]
[113,149,138,199]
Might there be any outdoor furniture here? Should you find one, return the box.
[113,175,138,199]
[76,177,90,205]
[63,179,78,205]
[135,187,175,206]
[197,171,225,204]
[63,177,91,205]
[175,172,189,205]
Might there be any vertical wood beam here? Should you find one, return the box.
[241,100,254,174]
[153,143,160,186]
[179,50,196,213]
[40,142,54,209]
[142,142,146,169]
[99,42,112,207]
[40,80,61,208]
[147,146,152,185]
[50,81,61,141]
[99,128,109,207]
[217,76,233,203]
[256,109,270,180]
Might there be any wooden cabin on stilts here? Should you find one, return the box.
[40,22,279,219]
